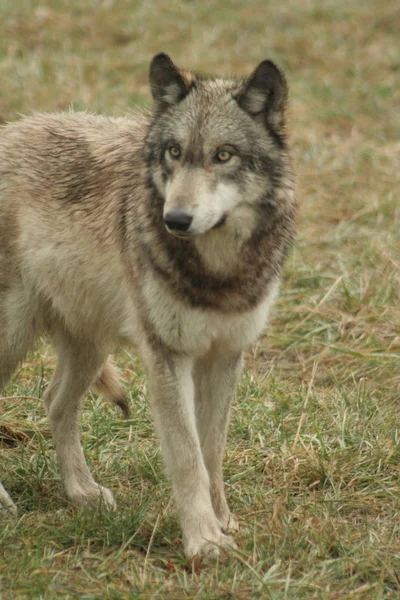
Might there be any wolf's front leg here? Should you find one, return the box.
[194,352,243,534]
[144,348,236,560]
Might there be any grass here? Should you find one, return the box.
[1,0,399,597]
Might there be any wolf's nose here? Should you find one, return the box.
[164,210,193,232]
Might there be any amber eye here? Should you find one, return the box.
[216,149,232,163]
[168,145,181,160]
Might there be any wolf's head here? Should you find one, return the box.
[145,53,290,240]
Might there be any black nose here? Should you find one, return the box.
[164,210,193,232]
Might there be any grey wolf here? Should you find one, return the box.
[0,53,296,559]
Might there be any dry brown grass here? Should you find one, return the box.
[1,1,400,598]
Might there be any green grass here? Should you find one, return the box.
[1,0,400,598]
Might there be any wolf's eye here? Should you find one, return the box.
[216,150,232,163]
[168,145,181,160]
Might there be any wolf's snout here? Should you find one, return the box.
[164,210,193,233]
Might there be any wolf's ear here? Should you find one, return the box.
[149,53,190,108]
[236,60,288,127]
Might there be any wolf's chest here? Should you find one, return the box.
[141,272,279,356]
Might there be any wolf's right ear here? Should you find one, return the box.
[149,53,191,108]
[236,60,288,128]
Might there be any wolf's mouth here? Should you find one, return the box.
[211,214,227,230]
[166,228,192,240]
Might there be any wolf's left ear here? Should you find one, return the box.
[236,60,288,127]
[149,53,191,108]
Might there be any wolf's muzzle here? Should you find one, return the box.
[164,210,193,233]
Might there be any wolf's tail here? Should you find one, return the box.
[92,356,130,419]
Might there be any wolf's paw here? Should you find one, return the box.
[0,482,17,517]
[66,480,116,510]
[186,531,237,561]
[183,513,237,561]
[218,511,239,535]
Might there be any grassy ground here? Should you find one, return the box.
[1,0,399,598]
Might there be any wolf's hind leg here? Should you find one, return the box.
[0,287,38,391]
[0,286,38,516]
[46,333,115,509]
[0,482,17,515]
[194,352,243,534]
